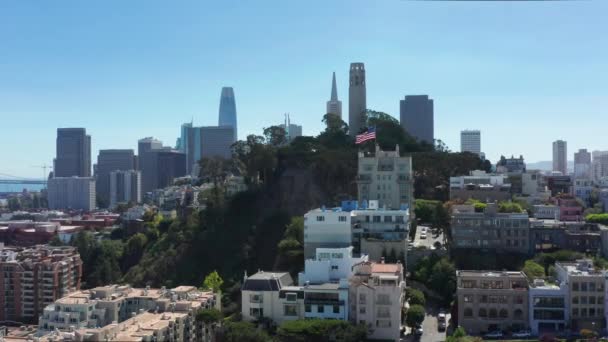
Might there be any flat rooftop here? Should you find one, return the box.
[457,270,526,278]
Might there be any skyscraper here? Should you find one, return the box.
[326,72,342,118]
[400,95,434,144]
[54,128,91,177]
[348,63,367,136]
[460,130,481,155]
[552,140,568,175]
[574,149,592,179]
[279,114,303,142]
[218,87,237,142]
[138,137,186,193]
[96,149,135,207]
[47,177,96,211]
[200,126,235,159]
[109,170,141,208]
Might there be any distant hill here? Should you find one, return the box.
[526,160,574,172]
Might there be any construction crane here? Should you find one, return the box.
[31,164,53,187]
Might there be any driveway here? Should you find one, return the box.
[413,225,444,250]
[401,304,450,342]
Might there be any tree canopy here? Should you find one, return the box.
[405,305,425,328]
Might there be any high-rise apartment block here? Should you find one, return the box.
[54,128,91,177]
[0,245,82,323]
[553,140,568,175]
[592,151,608,182]
[109,170,141,208]
[47,177,96,211]
[326,72,342,118]
[574,149,592,179]
[348,63,367,136]
[37,285,219,341]
[218,87,238,142]
[400,95,434,144]
[95,149,135,207]
[356,145,413,211]
[460,130,481,155]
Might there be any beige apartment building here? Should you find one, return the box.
[456,270,529,334]
[555,260,605,331]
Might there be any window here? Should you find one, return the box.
[489,308,497,319]
[316,216,325,222]
[338,216,347,222]
[377,306,390,318]
[249,294,263,303]
[581,296,588,305]
[333,305,340,314]
[249,308,263,317]
[514,296,524,304]
[572,308,579,317]
[463,295,473,303]
[590,308,596,317]
[377,294,390,305]
[513,309,523,320]
[384,216,392,223]
[376,320,391,328]
[573,282,580,291]
[286,293,297,302]
[581,282,588,291]
[305,304,311,313]
[572,296,579,304]
[359,306,366,314]
[478,308,487,317]
[499,309,508,318]
[284,305,298,316]
[589,282,597,292]
[317,305,324,313]
[373,216,381,223]
[461,280,476,288]
[590,296,596,305]
[359,293,366,304]
[581,308,588,317]
[331,253,343,259]
[464,308,473,318]
[331,265,339,270]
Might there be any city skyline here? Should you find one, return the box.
[1,0,607,177]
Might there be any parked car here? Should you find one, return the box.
[414,325,423,336]
[512,330,532,338]
[484,331,503,339]
[420,233,427,239]
[437,311,447,331]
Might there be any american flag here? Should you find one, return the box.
[355,127,376,144]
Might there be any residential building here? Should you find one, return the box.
[298,247,368,286]
[555,260,605,331]
[303,208,352,259]
[449,170,511,202]
[48,177,96,211]
[451,204,530,254]
[573,178,595,205]
[218,86,238,142]
[241,271,349,324]
[350,261,405,341]
[574,149,592,179]
[109,170,141,208]
[553,140,568,175]
[279,114,303,142]
[522,170,546,197]
[54,128,91,177]
[95,149,135,207]
[600,189,608,212]
[37,284,219,341]
[544,175,572,196]
[356,145,414,211]
[351,205,410,262]
[456,270,529,334]
[326,71,342,118]
[460,130,481,155]
[592,151,608,182]
[225,174,247,196]
[399,95,434,144]
[528,278,568,335]
[496,155,526,174]
[348,62,367,136]
[0,245,82,322]
[529,220,603,254]
[555,195,583,221]
[532,205,560,220]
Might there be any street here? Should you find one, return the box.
[413,225,444,250]
[401,305,451,342]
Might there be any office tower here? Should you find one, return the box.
[0,245,82,323]
[137,137,163,161]
[47,177,96,211]
[200,126,234,159]
[178,123,197,174]
[326,72,342,118]
[109,170,141,208]
[348,63,367,136]
[138,138,187,194]
[54,128,91,177]
[218,87,238,142]
[460,130,481,155]
[574,149,592,179]
[400,95,434,144]
[552,140,567,175]
[279,113,303,142]
[95,149,135,207]
[356,145,413,211]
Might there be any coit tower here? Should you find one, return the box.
[348,63,367,136]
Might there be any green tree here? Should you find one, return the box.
[222,321,269,342]
[199,156,231,205]
[522,260,545,279]
[195,308,222,323]
[428,258,457,305]
[406,305,425,328]
[406,288,426,306]
[263,125,288,147]
[276,319,366,342]
[498,201,524,213]
[202,270,224,293]
[49,235,64,246]
[322,113,349,134]
[586,213,608,225]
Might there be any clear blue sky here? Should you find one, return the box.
[1,0,606,178]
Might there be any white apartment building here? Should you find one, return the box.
[450,170,507,189]
[574,149,592,180]
[592,151,608,182]
[303,208,353,259]
[460,130,481,155]
[298,246,368,286]
[528,279,569,335]
[573,178,595,205]
[350,261,405,342]
[241,271,350,324]
[48,177,96,211]
[532,205,560,220]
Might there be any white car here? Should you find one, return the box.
[420,227,427,233]
[512,330,531,338]
[484,331,503,339]
[414,325,423,336]
[420,233,427,239]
